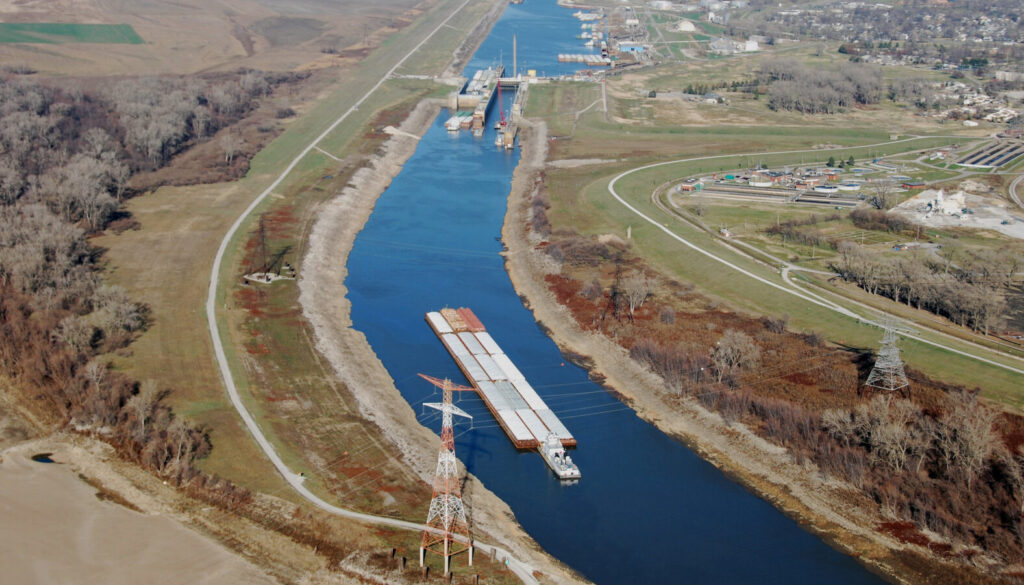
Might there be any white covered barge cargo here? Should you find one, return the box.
[426,308,580,479]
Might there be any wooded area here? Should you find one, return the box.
[834,239,1017,335]
[759,59,884,114]
[0,72,294,483]
[759,210,1021,335]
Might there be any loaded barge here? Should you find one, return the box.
[446,65,504,137]
[426,308,580,480]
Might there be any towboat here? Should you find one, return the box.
[539,433,581,480]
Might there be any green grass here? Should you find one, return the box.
[698,21,724,36]
[206,5,471,508]
[528,63,1024,403]
[0,23,143,44]
[543,138,1024,404]
[526,82,603,136]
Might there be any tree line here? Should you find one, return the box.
[0,71,292,484]
[759,58,884,114]
[833,240,1018,335]
[758,209,1019,335]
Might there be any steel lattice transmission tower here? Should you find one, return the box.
[864,323,910,396]
[418,374,474,574]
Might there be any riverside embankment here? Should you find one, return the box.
[500,118,979,585]
[338,1,893,584]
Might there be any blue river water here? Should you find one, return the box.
[346,2,889,583]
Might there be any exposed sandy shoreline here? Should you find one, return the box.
[0,441,278,585]
[298,100,589,584]
[499,119,982,584]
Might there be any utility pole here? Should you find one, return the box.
[419,374,474,575]
[249,214,270,275]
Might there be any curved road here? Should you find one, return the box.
[653,186,1024,357]
[1011,174,1024,210]
[204,2,540,583]
[608,148,1024,377]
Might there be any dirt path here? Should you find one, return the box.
[498,119,991,584]
[1011,174,1024,210]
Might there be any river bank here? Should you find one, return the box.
[299,99,590,585]
[499,118,985,585]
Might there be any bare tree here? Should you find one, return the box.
[81,128,117,158]
[1001,445,1024,514]
[56,315,93,353]
[938,239,963,274]
[711,329,761,383]
[582,276,603,301]
[89,284,143,349]
[221,133,244,164]
[868,398,917,471]
[126,379,160,442]
[660,306,675,324]
[822,408,858,447]
[190,106,212,140]
[84,359,107,390]
[0,158,25,204]
[869,180,896,210]
[935,391,999,487]
[622,272,650,319]
[630,339,698,394]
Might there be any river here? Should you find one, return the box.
[345,1,889,583]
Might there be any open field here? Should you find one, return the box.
[0,22,142,43]
[531,82,982,162]
[0,0,427,75]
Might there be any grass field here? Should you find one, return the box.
[96,0,487,499]
[214,90,437,518]
[0,0,434,76]
[528,71,1024,405]
[0,23,142,44]
[570,164,1024,403]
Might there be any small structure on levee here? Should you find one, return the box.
[243,214,296,285]
[863,323,910,397]
[419,375,474,575]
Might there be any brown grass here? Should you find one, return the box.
[0,0,425,76]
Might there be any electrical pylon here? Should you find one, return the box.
[418,374,474,574]
[863,322,910,396]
